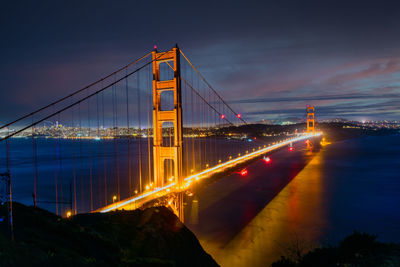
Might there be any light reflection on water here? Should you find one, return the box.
[199,151,327,266]
[186,135,400,266]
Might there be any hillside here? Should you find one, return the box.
[0,203,218,266]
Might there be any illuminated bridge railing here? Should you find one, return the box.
[96,132,322,213]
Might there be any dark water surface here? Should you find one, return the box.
[184,135,400,266]
[1,135,399,266]
[0,137,258,214]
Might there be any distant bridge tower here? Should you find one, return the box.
[307,105,315,134]
[152,45,184,219]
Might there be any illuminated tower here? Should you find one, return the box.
[152,45,183,194]
[307,105,315,134]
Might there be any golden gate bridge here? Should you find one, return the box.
[0,45,320,224]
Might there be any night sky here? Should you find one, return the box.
[1,0,400,123]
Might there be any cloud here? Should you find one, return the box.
[243,99,400,120]
[229,92,400,104]
[2,0,400,122]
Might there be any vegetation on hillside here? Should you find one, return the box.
[272,231,400,267]
[0,203,218,266]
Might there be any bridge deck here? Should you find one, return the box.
[95,132,322,213]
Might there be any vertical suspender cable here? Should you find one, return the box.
[6,129,13,241]
[53,105,58,216]
[96,91,100,208]
[112,75,118,201]
[31,116,37,206]
[79,102,84,212]
[87,91,93,211]
[137,72,143,192]
[116,75,120,200]
[191,70,195,171]
[102,87,107,205]
[72,99,77,214]
[126,68,132,197]
[57,113,64,216]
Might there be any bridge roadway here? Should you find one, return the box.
[184,138,325,266]
[96,132,322,213]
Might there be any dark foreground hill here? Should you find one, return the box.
[272,232,400,267]
[0,203,218,266]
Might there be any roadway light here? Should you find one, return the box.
[240,169,248,176]
[66,211,72,218]
[112,195,117,203]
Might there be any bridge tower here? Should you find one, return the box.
[306,105,315,134]
[152,45,184,219]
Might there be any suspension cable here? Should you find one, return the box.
[180,50,247,125]
[0,52,152,131]
[163,60,235,126]
[0,50,171,142]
